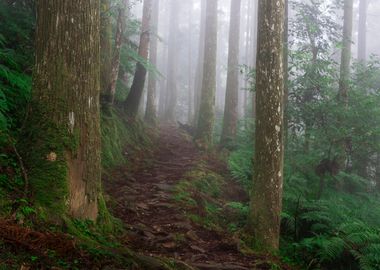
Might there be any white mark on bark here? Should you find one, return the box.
[69,112,75,133]
[88,96,93,108]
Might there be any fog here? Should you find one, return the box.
[127,0,380,127]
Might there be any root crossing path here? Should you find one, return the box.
[106,125,285,270]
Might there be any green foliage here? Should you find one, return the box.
[101,107,153,169]
[0,1,34,138]
[231,3,380,261]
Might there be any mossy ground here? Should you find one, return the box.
[0,108,161,269]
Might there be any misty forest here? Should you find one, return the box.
[3,0,380,269]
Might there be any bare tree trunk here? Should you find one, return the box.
[251,0,258,119]
[124,0,153,118]
[195,0,218,148]
[193,0,206,126]
[164,0,180,122]
[187,0,194,124]
[284,0,289,145]
[248,0,285,251]
[358,0,368,62]
[243,0,252,118]
[24,0,101,220]
[109,4,126,105]
[339,0,353,103]
[145,0,159,125]
[339,0,353,169]
[100,0,112,106]
[220,0,241,146]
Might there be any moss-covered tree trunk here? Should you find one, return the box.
[145,0,159,125]
[195,0,218,148]
[220,0,241,146]
[23,0,101,220]
[164,0,180,122]
[248,0,285,251]
[124,0,153,118]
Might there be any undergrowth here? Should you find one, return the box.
[228,127,380,270]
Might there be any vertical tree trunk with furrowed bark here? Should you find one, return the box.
[339,0,353,169]
[109,3,126,105]
[193,0,206,126]
[251,0,258,119]
[124,0,153,118]
[358,0,368,62]
[248,0,285,251]
[23,0,101,220]
[339,0,353,104]
[195,0,218,148]
[284,0,289,145]
[100,0,113,106]
[187,0,193,124]
[145,0,159,125]
[220,0,241,146]
[164,0,180,122]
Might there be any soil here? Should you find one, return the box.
[105,125,293,270]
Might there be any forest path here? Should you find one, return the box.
[105,125,281,270]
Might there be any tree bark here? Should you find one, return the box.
[124,0,153,118]
[195,0,218,148]
[248,0,285,251]
[100,0,113,106]
[193,0,206,126]
[358,0,368,62]
[187,0,194,124]
[284,0,289,145]
[23,0,101,220]
[145,0,159,125]
[109,4,126,105]
[220,0,241,146]
[339,0,353,169]
[339,0,353,104]
[164,0,180,122]
[251,0,258,119]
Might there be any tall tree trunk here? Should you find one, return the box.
[109,3,126,105]
[195,0,218,148]
[358,0,368,62]
[248,0,285,251]
[145,0,159,125]
[187,0,194,124]
[243,0,252,119]
[196,0,218,148]
[339,0,353,104]
[251,0,258,119]
[220,0,241,146]
[23,0,101,220]
[158,42,168,118]
[164,0,180,122]
[284,0,289,145]
[193,0,207,126]
[339,0,353,169]
[124,0,153,118]
[100,0,113,106]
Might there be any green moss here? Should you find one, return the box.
[19,102,78,220]
[101,107,154,169]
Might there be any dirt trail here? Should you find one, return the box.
[105,125,288,270]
